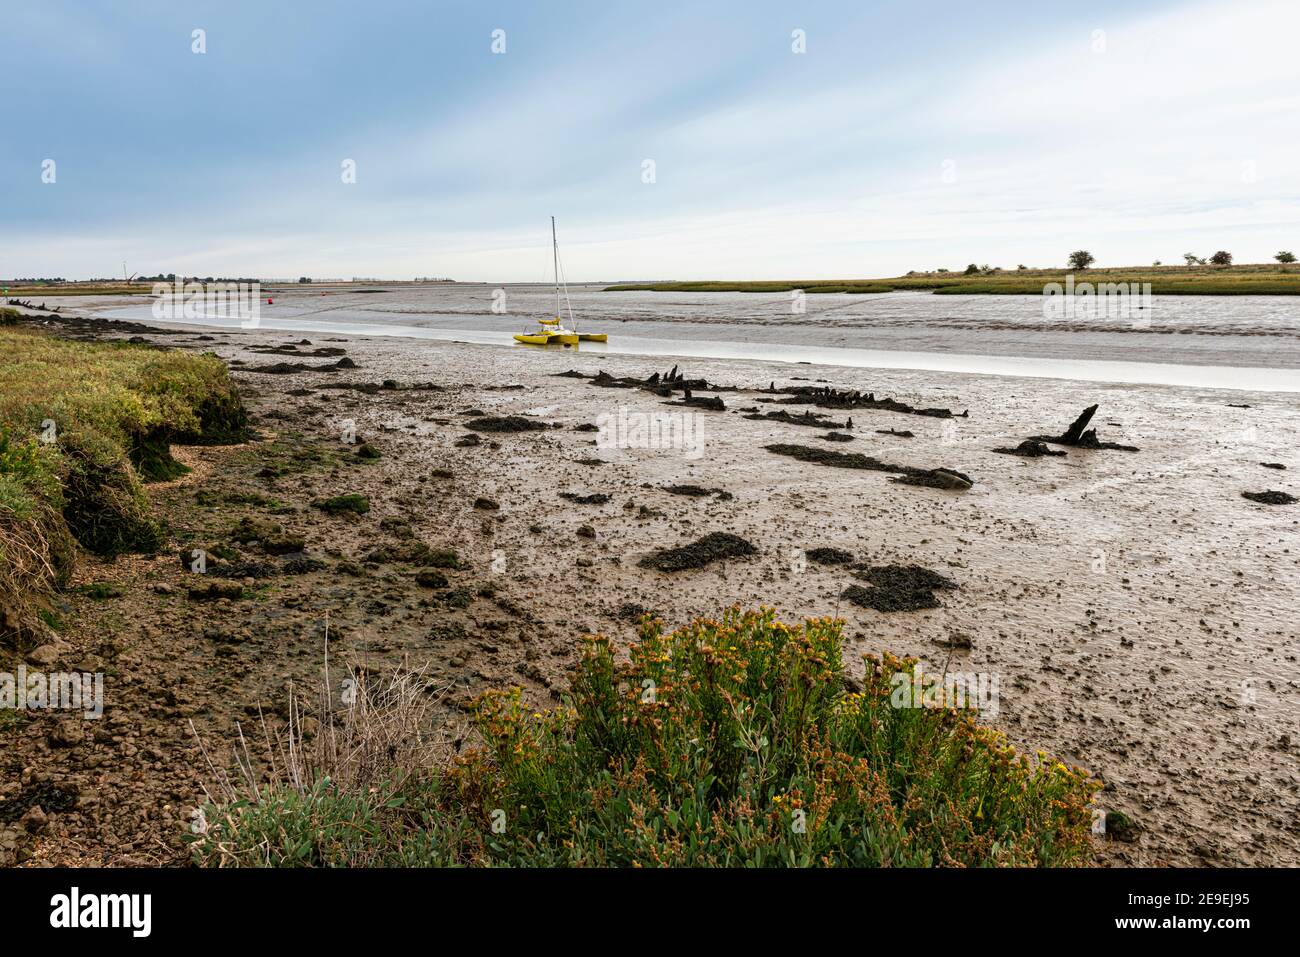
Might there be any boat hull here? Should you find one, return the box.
[514,332,578,346]
[577,333,607,342]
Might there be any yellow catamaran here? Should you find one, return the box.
[514,217,606,345]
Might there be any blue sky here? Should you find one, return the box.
[5,0,1300,280]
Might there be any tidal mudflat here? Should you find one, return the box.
[3,300,1296,866]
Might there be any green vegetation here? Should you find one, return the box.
[0,326,248,649]
[605,262,1300,296]
[76,581,125,600]
[3,283,158,297]
[312,493,370,515]
[192,609,1098,867]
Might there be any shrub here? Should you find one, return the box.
[192,609,1099,867]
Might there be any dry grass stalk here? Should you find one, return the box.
[190,616,450,807]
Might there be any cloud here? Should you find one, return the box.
[5,0,1298,279]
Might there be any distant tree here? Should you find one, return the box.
[298,276,313,283]
[1067,250,1095,270]
[936,267,949,273]
[964,263,980,275]
[1275,251,1296,264]
[1017,264,1028,270]
[1152,260,1162,266]
[1183,253,1205,266]
[1209,250,1233,266]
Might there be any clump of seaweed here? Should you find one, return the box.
[638,532,757,571]
[1242,490,1296,505]
[842,564,958,612]
[464,416,550,433]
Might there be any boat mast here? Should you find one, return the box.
[552,216,560,322]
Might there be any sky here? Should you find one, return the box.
[4,0,1300,281]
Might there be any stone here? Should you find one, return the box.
[28,644,62,667]
[18,805,48,834]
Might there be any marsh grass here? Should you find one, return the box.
[606,263,1300,296]
[0,326,247,648]
[191,628,460,867]
[192,609,1099,868]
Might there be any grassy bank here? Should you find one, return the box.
[193,608,1099,867]
[4,283,160,297]
[0,322,248,649]
[605,263,1300,296]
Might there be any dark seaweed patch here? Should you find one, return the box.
[771,384,966,419]
[745,409,846,430]
[765,443,973,490]
[464,416,549,433]
[560,492,612,505]
[664,484,732,500]
[1242,490,1296,505]
[842,564,957,612]
[992,440,1067,458]
[638,532,757,571]
[806,546,854,566]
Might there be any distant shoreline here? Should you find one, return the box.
[604,264,1300,296]
[12,263,1300,297]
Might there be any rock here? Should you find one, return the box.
[50,719,85,747]
[473,497,500,510]
[232,514,310,550]
[414,569,449,589]
[28,643,62,667]
[927,468,975,491]
[576,524,596,539]
[187,581,245,601]
[18,805,48,834]
[1104,810,1140,842]
[280,552,324,574]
